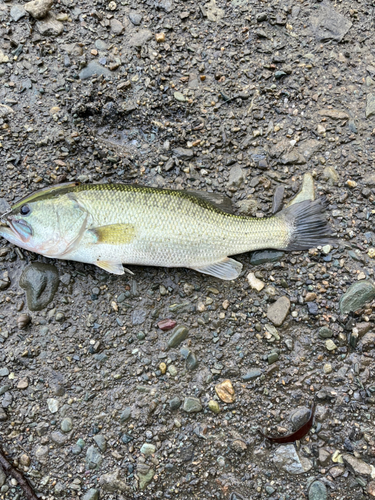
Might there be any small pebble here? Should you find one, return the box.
[208,400,220,413]
[215,380,235,403]
[155,33,165,43]
[325,339,337,351]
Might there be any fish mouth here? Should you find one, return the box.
[7,216,33,243]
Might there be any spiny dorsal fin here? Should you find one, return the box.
[185,190,234,214]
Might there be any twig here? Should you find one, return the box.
[0,442,39,500]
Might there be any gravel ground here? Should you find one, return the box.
[1,0,375,499]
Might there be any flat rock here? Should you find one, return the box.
[309,481,327,500]
[79,61,112,80]
[168,325,189,348]
[172,147,193,159]
[82,490,99,500]
[227,164,245,187]
[20,263,59,311]
[36,13,64,35]
[99,469,130,492]
[366,94,375,118]
[339,280,375,314]
[138,468,154,490]
[298,139,322,160]
[310,2,352,42]
[317,109,349,120]
[128,11,142,25]
[24,0,53,19]
[86,446,103,469]
[110,18,124,35]
[342,453,374,476]
[51,431,69,446]
[10,4,27,21]
[129,29,153,48]
[183,397,202,413]
[250,250,284,265]
[205,0,224,22]
[267,296,290,326]
[273,444,312,474]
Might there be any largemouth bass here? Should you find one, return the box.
[0,182,333,280]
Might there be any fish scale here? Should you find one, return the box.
[0,182,333,280]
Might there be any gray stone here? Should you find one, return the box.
[169,397,181,411]
[47,398,59,413]
[138,468,154,490]
[318,327,332,338]
[36,14,64,36]
[339,281,375,314]
[20,263,59,312]
[267,296,291,326]
[110,18,124,35]
[250,250,284,265]
[10,5,27,21]
[168,325,189,348]
[129,29,153,48]
[310,3,352,42]
[237,198,258,216]
[34,445,49,463]
[86,446,103,469]
[342,453,373,476]
[131,309,147,325]
[242,369,262,381]
[172,147,193,159]
[273,444,312,474]
[82,489,99,500]
[128,11,142,25]
[298,139,322,161]
[322,166,339,185]
[24,0,53,19]
[227,165,245,188]
[280,150,306,165]
[51,431,69,446]
[366,93,375,119]
[0,368,9,377]
[99,469,129,492]
[290,407,311,430]
[186,352,198,371]
[183,397,202,413]
[120,407,131,422]
[93,434,107,452]
[79,61,112,80]
[0,466,5,487]
[309,480,327,500]
[140,443,156,456]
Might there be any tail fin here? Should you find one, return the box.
[279,198,335,251]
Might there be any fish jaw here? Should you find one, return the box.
[0,224,30,250]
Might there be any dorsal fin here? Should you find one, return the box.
[185,190,235,214]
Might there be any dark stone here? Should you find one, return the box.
[19,263,59,311]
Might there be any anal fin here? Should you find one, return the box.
[191,258,243,280]
[95,261,134,275]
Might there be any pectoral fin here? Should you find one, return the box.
[191,258,243,280]
[90,224,136,245]
[95,261,134,275]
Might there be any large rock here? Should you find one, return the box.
[366,94,375,119]
[342,453,375,477]
[273,444,312,474]
[36,13,64,36]
[24,0,53,19]
[339,281,375,314]
[19,263,59,311]
[310,3,352,42]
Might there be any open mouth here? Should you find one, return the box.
[7,217,33,242]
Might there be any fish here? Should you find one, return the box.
[0,181,333,280]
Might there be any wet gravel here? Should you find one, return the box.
[1,0,375,499]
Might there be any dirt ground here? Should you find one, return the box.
[1,0,375,499]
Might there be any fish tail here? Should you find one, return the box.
[278,198,335,251]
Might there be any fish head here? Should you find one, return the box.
[0,182,87,257]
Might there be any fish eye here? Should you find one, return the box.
[20,205,31,216]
